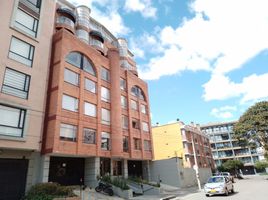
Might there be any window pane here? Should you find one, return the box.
[83,56,95,76]
[101,87,110,102]
[84,102,96,117]
[142,122,149,132]
[9,37,34,67]
[15,9,38,37]
[123,136,129,152]
[121,96,127,109]
[131,100,138,110]
[0,105,25,137]
[101,108,110,125]
[134,138,141,150]
[101,132,110,150]
[62,95,78,112]
[122,115,128,129]
[85,78,96,93]
[83,128,96,144]
[60,123,77,141]
[141,104,146,114]
[132,119,140,129]
[101,67,110,82]
[120,78,126,90]
[64,68,79,86]
[144,140,151,151]
[2,68,30,99]
[66,52,82,68]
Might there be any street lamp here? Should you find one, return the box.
[191,134,202,191]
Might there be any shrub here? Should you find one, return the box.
[24,183,76,200]
[99,175,129,190]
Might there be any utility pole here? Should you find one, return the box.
[191,132,201,191]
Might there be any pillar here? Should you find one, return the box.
[39,155,50,183]
[123,159,128,179]
[84,157,100,188]
[108,48,122,157]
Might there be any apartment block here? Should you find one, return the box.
[201,121,264,174]
[41,0,153,187]
[0,0,55,199]
[152,122,214,170]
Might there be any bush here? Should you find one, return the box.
[24,183,76,200]
[128,176,160,187]
[99,175,129,190]
[255,161,268,170]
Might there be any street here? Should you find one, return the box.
[179,175,268,200]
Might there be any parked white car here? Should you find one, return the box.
[204,176,234,197]
[220,172,234,183]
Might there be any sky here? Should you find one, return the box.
[67,0,268,126]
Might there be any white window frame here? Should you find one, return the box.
[2,67,30,99]
[60,123,77,142]
[101,86,110,102]
[101,108,110,125]
[131,99,138,110]
[101,132,110,150]
[85,78,96,93]
[9,37,34,67]
[121,95,127,109]
[64,68,79,86]
[84,102,96,117]
[62,94,78,112]
[101,67,110,82]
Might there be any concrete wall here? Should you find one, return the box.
[150,158,181,187]
[84,157,100,188]
[150,158,212,188]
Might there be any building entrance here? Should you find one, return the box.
[128,160,143,178]
[49,156,85,185]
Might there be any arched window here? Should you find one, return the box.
[131,85,146,101]
[65,52,96,76]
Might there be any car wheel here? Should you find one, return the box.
[231,186,234,193]
[225,188,229,196]
[206,194,210,197]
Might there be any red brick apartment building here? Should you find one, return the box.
[0,0,153,198]
[42,0,153,186]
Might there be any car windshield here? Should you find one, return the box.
[207,177,225,183]
[222,172,229,176]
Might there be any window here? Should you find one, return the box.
[2,68,30,99]
[101,87,110,102]
[121,95,127,109]
[144,140,151,151]
[101,108,110,125]
[142,122,149,132]
[123,136,129,152]
[65,52,96,76]
[85,78,96,93]
[120,78,126,91]
[64,68,79,86]
[112,160,122,176]
[101,132,110,150]
[60,123,77,141]
[134,138,141,150]
[20,0,42,13]
[0,104,26,137]
[132,119,140,129]
[122,115,129,129]
[62,94,78,112]
[101,67,110,82]
[131,85,146,101]
[140,104,146,114]
[9,37,34,67]
[84,102,96,117]
[83,128,96,144]
[15,9,39,37]
[131,100,138,110]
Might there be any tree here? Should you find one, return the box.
[222,160,243,175]
[254,161,268,171]
[233,101,268,160]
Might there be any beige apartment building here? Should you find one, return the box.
[0,0,55,199]
[0,0,154,199]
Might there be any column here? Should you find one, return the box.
[108,48,122,157]
[123,159,128,179]
[84,157,100,187]
[39,155,50,183]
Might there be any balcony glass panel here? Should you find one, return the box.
[56,16,74,28]
[89,38,104,49]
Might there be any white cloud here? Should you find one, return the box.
[139,0,268,79]
[203,73,268,103]
[124,0,157,18]
[210,106,237,119]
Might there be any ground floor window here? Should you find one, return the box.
[113,160,122,176]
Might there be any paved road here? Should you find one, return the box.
[179,175,268,200]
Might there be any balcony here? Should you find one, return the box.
[89,31,104,54]
[56,8,76,34]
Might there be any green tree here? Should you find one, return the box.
[233,101,268,160]
[222,160,243,175]
[254,161,268,171]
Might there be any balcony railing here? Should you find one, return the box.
[89,38,104,49]
[56,16,75,29]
